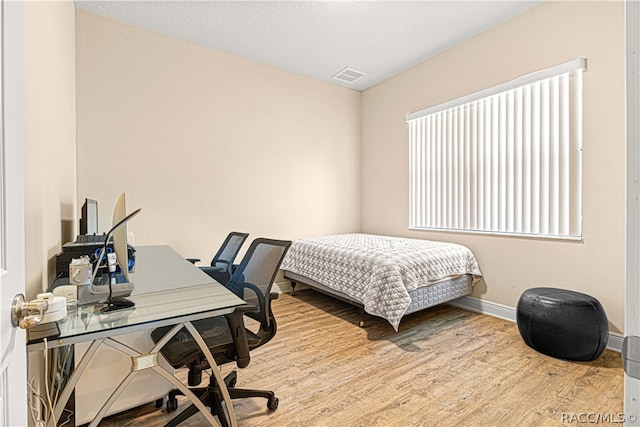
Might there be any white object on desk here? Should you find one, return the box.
[36,293,67,323]
[69,256,92,286]
[52,285,77,306]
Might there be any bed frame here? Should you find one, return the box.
[285,270,473,328]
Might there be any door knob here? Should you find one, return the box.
[11,293,49,329]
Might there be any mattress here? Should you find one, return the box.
[404,274,472,314]
[286,270,472,315]
[281,233,482,330]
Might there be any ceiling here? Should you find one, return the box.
[74,1,543,91]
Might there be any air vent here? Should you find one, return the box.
[332,67,367,84]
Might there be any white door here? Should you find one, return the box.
[627,2,640,426]
[0,1,28,426]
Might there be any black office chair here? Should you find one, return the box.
[152,238,292,427]
[187,231,249,285]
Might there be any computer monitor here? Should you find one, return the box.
[79,198,98,235]
[111,192,130,282]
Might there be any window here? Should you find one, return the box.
[407,58,585,239]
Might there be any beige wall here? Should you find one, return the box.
[25,0,77,298]
[362,1,625,332]
[75,11,362,261]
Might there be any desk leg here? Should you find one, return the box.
[51,339,104,426]
[49,320,238,427]
[100,338,221,427]
[87,365,138,427]
[184,321,239,427]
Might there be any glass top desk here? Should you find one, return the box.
[28,245,247,427]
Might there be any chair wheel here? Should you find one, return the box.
[225,370,238,388]
[267,396,279,411]
[155,398,164,408]
[166,396,178,412]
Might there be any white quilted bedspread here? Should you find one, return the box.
[280,233,482,330]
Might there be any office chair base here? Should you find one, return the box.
[166,395,178,412]
[267,396,279,410]
[165,381,232,427]
[163,369,278,427]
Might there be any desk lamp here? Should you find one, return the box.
[93,208,141,313]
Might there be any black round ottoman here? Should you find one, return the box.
[516,287,608,361]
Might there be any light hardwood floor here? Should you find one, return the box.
[100,290,624,427]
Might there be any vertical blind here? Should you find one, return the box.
[407,59,584,239]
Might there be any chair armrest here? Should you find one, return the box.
[234,303,259,314]
[199,266,229,285]
[224,306,258,369]
[186,258,201,264]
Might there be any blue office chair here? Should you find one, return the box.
[152,238,291,427]
[187,231,249,285]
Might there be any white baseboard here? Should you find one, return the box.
[448,296,623,353]
[448,295,517,323]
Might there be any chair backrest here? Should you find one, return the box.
[211,232,250,270]
[227,238,291,332]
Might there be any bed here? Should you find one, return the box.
[280,233,482,330]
